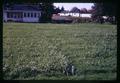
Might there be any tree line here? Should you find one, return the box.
[3,2,116,24]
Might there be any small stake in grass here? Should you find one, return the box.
[64,64,77,76]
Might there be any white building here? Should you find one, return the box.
[58,11,92,18]
[80,14,92,18]
[58,11,80,17]
[3,4,41,22]
[59,13,80,17]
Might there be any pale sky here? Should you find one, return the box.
[53,3,94,10]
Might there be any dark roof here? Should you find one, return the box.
[3,4,41,11]
[70,7,80,13]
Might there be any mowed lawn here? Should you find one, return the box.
[3,23,117,80]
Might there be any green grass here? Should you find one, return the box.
[3,23,117,80]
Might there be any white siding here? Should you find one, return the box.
[3,10,41,22]
[22,11,41,22]
[71,13,80,17]
[80,14,92,18]
[7,18,23,21]
[59,13,92,18]
[3,11,7,22]
[59,13,80,17]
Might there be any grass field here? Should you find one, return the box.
[3,23,117,80]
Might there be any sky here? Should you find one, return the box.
[53,3,94,11]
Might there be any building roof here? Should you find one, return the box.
[3,4,41,11]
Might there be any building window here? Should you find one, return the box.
[34,13,36,17]
[24,13,26,17]
[31,13,33,17]
[14,14,16,18]
[28,13,30,17]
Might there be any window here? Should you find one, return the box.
[28,13,30,17]
[31,13,33,17]
[14,14,16,18]
[24,13,26,17]
[34,13,36,17]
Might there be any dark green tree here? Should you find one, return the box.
[53,7,61,14]
[92,3,116,16]
[70,7,80,13]
[91,3,103,18]
[40,3,54,23]
[92,3,116,24]
[61,6,64,12]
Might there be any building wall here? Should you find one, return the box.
[59,13,91,18]
[7,18,23,22]
[3,11,7,22]
[80,14,91,18]
[59,13,80,17]
[22,11,41,22]
[3,10,41,22]
[70,13,80,17]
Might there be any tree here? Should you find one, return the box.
[87,9,93,13]
[70,7,80,13]
[102,3,116,16]
[91,3,116,24]
[102,3,116,24]
[80,8,88,13]
[40,3,54,23]
[53,7,61,14]
[61,6,64,12]
[91,3,102,17]
[70,7,80,17]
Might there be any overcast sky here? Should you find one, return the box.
[53,3,94,10]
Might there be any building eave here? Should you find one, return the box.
[4,10,41,12]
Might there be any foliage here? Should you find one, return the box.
[70,7,80,13]
[40,3,54,23]
[61,6,65,12]
[92,3,116,17]
[80,8,88,13]
[53,7,61,14]
[91,3,116,24]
